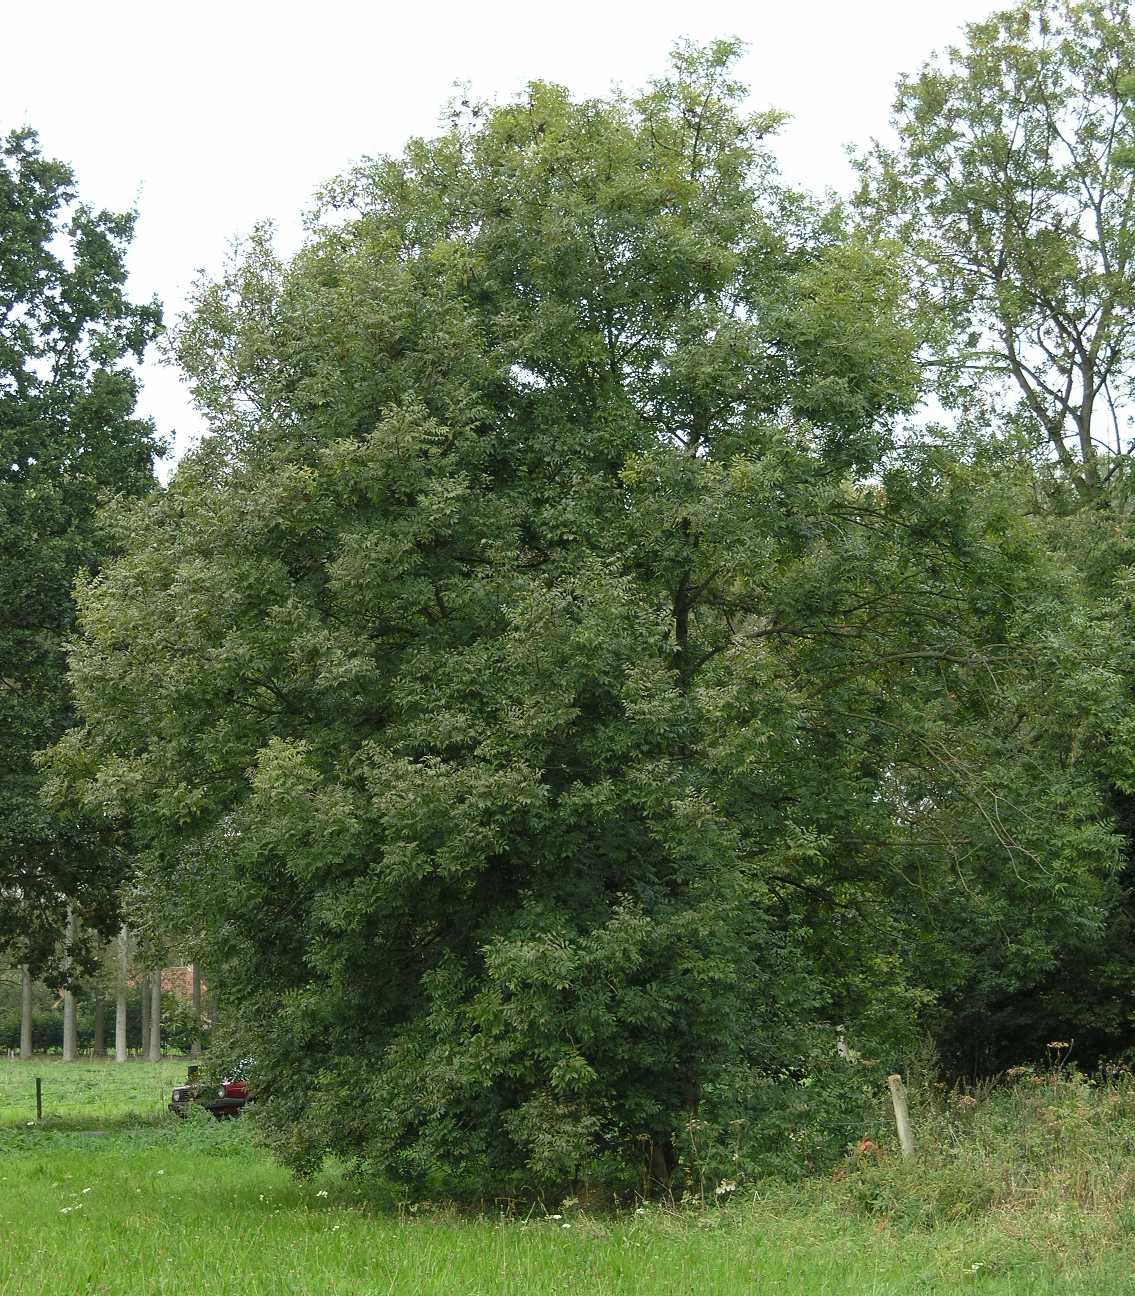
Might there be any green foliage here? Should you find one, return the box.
[50,44,1122,1198]
[0,128,162,973]
[686,1055,883,1188]
[0,1005,121,1054]
[927,510,1135,1076]
[158,990,210,1054]
[856,0,1135,1078]
[858,0,1135,505]
[0,987,185,1055]
[845,1159,999,1229]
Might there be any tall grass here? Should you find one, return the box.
[829,1062,1135,1258]
[4,1060,1135,1293]
[2,1120,1128,1295]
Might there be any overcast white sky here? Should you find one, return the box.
[5,0,998,469]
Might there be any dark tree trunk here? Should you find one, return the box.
[647,1138,676,1199]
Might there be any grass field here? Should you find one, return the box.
[4,1060,1135,1294]
[0,1058,184,1124]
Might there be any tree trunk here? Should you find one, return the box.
[93,995,106,1058]
[147,969,162,1061]
[115,927,128,1063]
[62,908,77,1062]
[140,970,150,1054]
[646,1138,676,1200]
[190,964,202,1057]
[19,965,32,1060]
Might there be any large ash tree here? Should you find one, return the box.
[0,128,161,970]
[52,45,1116,1194]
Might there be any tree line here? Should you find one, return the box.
[0,937,206,1061]
[6,0,1135,1196]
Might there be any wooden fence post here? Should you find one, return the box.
[887,1073,915,1159]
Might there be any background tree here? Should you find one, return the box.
[859,0,1135,507]
[0,128,162,975]
[859,0,1135,1075]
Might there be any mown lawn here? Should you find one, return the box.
[4,1060,1135,1294]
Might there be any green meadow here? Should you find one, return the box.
[0,1059,184,1125]
[4,1060,1135,1295]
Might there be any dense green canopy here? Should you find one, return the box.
[50,43,1120,1194]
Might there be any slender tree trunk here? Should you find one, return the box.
[19,965,33,1060]
[62,908,77,1062]
[140,970,150,1054]
[190,964,202,1057]
[147,969,162,1061]
[93,995,106,1058]
[62,987,77,1060]
[115,927,128,1063]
